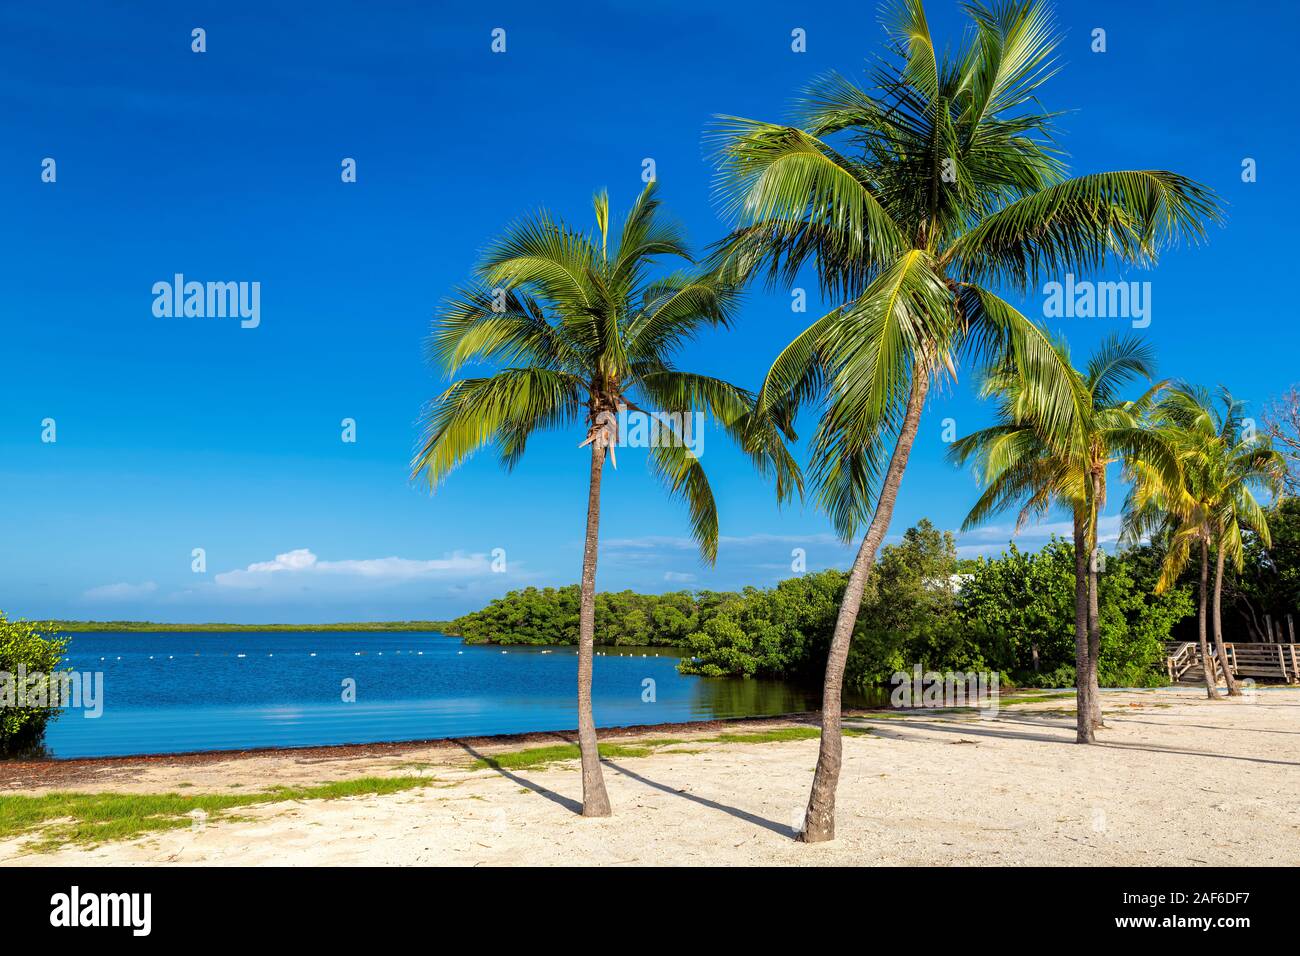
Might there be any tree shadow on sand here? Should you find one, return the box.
[601,760,794,838]
[454,740,583,815]
[856,713,1300,768]
[456,739,794,836]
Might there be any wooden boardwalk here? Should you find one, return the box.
[1165,641,1300,684]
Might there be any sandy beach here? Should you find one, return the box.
[4,686,1298,866]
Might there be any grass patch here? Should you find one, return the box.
[473,725,875,773]
[997,691,1075,706]
[470,743,653,772]
[704,726,873,743]
[0,775,432,852]
[700,727,822,744]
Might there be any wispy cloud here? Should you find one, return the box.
[83,581,159,601]
[954,513,1122,557]
[213,548,494,589]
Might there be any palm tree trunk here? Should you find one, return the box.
[1086,561,1103,728]
[1212,542,1238,696]
[1073,508,1095,744]
[1197,538,1219,700]
[1086,482,1104,730]
[799,371,930,844]
[577,441,612,816]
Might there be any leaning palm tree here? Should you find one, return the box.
[712,0,1219,841]
[951,334,1175,742]
[412,183,798,816]
[1125,387,1285,698]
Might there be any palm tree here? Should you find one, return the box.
[412,183,798,816]
[1125,387,1286,698]
[710,0,1219,841]
[950,334,1176,741]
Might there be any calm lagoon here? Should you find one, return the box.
[46,631,885,758]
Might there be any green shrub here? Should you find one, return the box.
[0,614,70,757]
[1015,664,1077,689]
[680,522,1191,688]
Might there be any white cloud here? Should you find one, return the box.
[954,513,1123,554]
[214,548,493,589]
[83,581,159,601]
[663,571,697,583]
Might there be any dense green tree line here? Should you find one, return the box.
[450,587,734,646]
[451,518,1203,687]
[680,520,1194,689]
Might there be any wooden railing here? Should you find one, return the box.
[1165,641,1198,682]
[1164,641,1299,684]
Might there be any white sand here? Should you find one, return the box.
[5,686,1298,866]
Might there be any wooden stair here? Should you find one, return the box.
[1165,641,1300,684]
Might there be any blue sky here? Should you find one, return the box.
[2,0,1297,622]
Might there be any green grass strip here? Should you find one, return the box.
[0,775,431,851]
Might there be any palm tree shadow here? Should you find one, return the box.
[454,741,583,815]
[1120,717,1300,736]
[866,715,1300,768]
[603,760,795,839]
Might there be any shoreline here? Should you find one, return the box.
[2,709,865,790]
[51,622,459,633]
[14,683,1287,780]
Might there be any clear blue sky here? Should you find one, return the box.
[2,0,1296,622]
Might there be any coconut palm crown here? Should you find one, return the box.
[1123,386,1287,696]
[710,0,1221,841]
[950,333,1176,740]
[411,182,798,817]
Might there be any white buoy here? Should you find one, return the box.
[237,653,246,659]
[310,652,316,657]
[169,655,174,660]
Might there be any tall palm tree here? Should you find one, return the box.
[711,0,1219,841]
[412,183,798,816]
[1125,387,1286,698]
[950,334,1175,741]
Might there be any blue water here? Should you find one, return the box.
[44,632,861,758]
